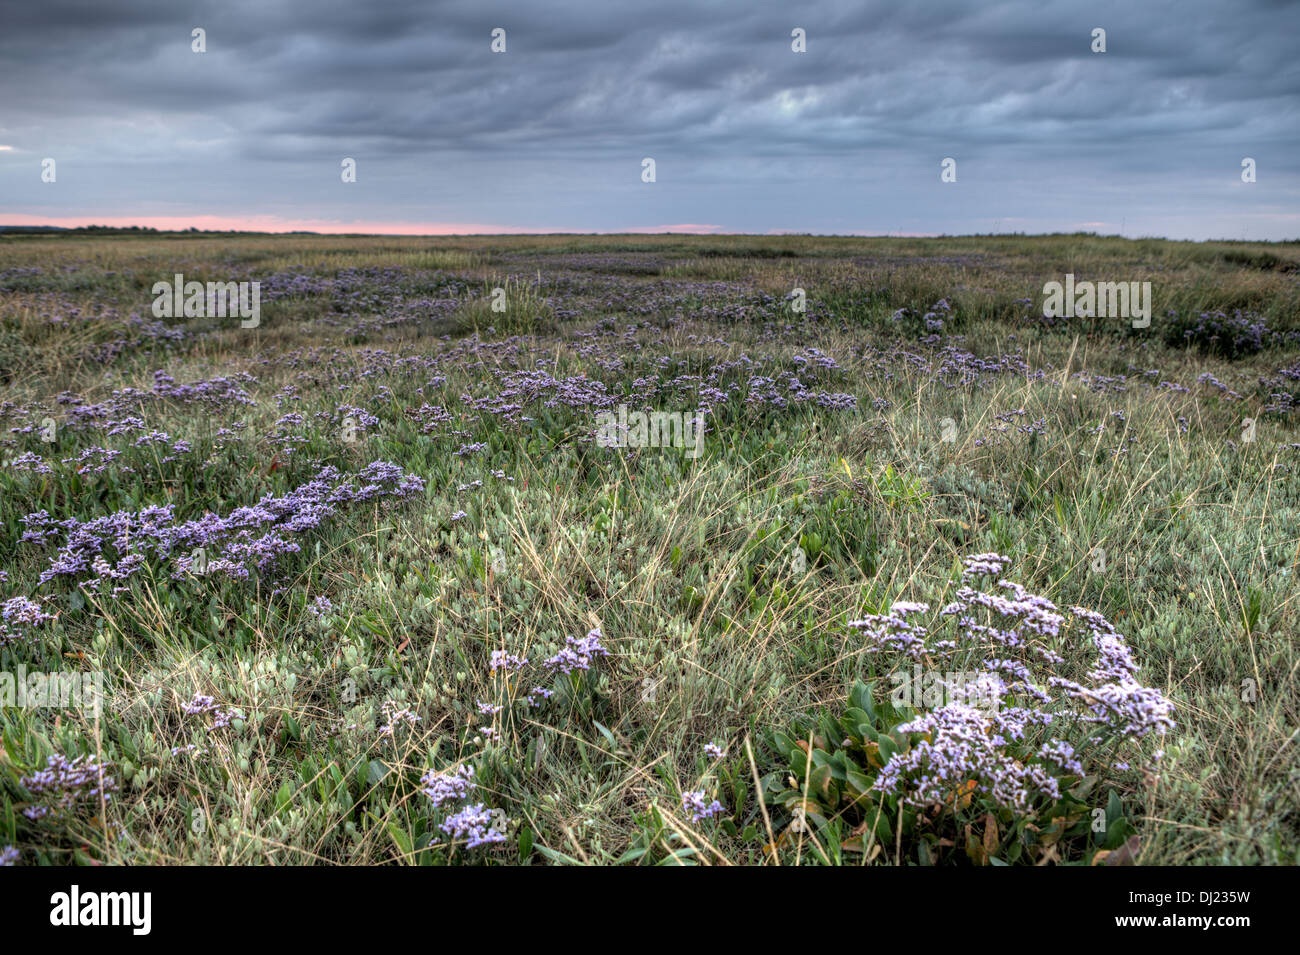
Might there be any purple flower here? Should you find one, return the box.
[440,803,507,848]
[682,791,725,822]
[542,628,608,675]
[0,595,56,647]
[378,700,420,737]
[862,553,1175,811]
[20,753,117,818]
[527,686,553,707]
[489,650,528,673]
[420,765,477,807]
[30,461,424,590]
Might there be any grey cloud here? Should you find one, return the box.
[0,0,1295,237]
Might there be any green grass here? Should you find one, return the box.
[0,232,1297,865]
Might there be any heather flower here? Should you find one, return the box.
[2,595,55,627]
[7,451,53,474]
[961,553,1011,581]
[209,706,243,730]
[183,693,242,731]
[31,460,424,590]
[848,608,929,659]
[1,594,55,647]
[875,703,1063,811]
[1038,740,1084,775]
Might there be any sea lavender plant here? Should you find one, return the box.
[27,460,424,593]
[681,790,726,823]
[440,803,507,848]
[0,594,56,647]
[542,628,608,675]
[850,554,1174,813]
[420,765,477,808]
[20,753,118,820]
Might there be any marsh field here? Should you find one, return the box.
[0,231,1297,866]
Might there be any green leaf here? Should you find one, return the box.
[387,822,412,857]
[275,781,292,816]
[772,731,798,759]
[536,845,584,865]
[850,680,876,721]
[592,720,618,750]
[1106,789,1122,826]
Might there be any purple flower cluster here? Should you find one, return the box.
[377,700,420,737]
[5,451,53,474]
[542,628,609,675]
[25,460,424,592]
[420,765,477,807]
[681,790,726,823]
[57,372,255,433]
[1178,309,1299,359]
[855,554,1175,813]
[847,601,930,659]
[419,761,507,850]
[489,650,529,673]
[183,692,243,731]
[439,803,507,849]
[960,553,1011,581]
[527,686,553,707]
[876,703,1065,811]
[0,595,55,648]
[20,753,118,820]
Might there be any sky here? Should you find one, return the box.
[1,0,1297,239]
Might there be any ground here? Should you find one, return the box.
[0,232,1296,865]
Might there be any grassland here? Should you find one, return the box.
[0,231,1297,865]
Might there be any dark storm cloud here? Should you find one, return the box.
[1,0,1296,236]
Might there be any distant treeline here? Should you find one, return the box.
[0,225,323,235]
